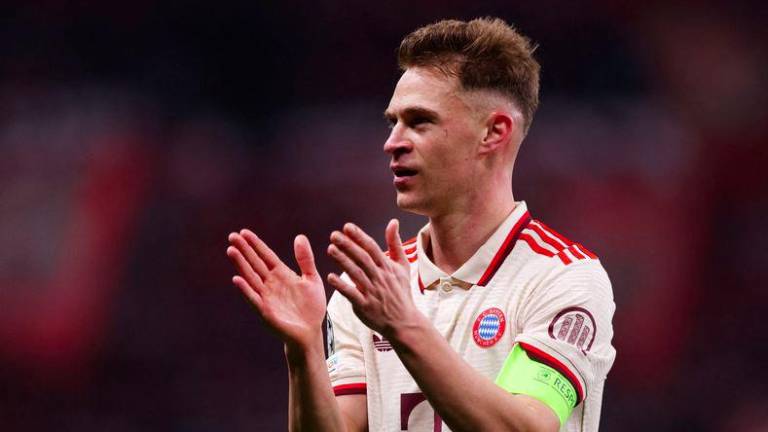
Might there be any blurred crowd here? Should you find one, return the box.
[1,1,767,431]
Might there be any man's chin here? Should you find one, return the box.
[395,193,429,216]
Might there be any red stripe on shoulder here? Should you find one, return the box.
[522,232,573,265]
[568,245,585,260]
[534,220,574,246]
[528,222,567,251]
[534,220,599,261]
[519,342,584,404]
[402,237,417,246]
[575,243,598,259]
[333,383,367,396]
[556,250,573,265]
[519,232,554,257]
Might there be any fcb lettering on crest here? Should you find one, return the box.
[548,306,597,354]
[472,307,506,347]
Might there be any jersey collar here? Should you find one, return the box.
[416,201,532,292]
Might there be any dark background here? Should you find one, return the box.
[1,1,767,431]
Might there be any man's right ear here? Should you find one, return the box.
[478,112,514,156]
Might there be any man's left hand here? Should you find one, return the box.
[326,219,423,339]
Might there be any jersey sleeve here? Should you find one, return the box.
[326,283,367,396]
[513,259,616,405]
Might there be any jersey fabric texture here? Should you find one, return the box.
[325,201,616,431]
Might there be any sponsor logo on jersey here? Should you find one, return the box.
[373,333,393,352]
[548,306,597,354]
[472,307,506,347]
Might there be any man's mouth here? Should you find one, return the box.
[393,167,418,178]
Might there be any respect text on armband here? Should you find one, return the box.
[534,365,577,407]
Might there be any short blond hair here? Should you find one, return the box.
[398,17,540,133]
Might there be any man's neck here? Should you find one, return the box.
[426,192,516,275]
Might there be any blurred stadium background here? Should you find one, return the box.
[1,1,766,431]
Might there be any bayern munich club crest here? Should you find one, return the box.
[472,307,506,347]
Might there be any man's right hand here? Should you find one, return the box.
[226,230,326,349]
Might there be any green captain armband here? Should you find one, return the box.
[495,344,578,425]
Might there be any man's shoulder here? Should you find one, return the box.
[506,218,611,301]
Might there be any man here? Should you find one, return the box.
[227,18,615,432]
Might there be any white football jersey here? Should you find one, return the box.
[326,201,616,432]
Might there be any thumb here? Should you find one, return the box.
[294,234,318,278]
[385,219,407,265]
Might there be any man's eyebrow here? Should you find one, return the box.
[383,106,439,121]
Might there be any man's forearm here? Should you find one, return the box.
[389,316,558,432]
[285,333,346,432]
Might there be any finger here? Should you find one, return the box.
[342,223,387,267]
[229,232,270,278]
[327,273,366,306]
[233,275,264,310]
[384,219,408,265]
[330,231,379,280]
[294,234,319,279]
[226,246,265,291]
[240,229,282,270]
[327,243,373,293]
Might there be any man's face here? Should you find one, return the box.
[384,67,486,216]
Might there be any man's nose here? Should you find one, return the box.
[383,129,412,156]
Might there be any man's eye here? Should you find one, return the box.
[410,117,431,127]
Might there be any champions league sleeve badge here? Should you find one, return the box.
[326,313,335,356]
[472,307,506,347]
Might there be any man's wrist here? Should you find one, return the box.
[386,312,433,354]
[284,330,326,368]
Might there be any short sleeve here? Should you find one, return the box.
[514,259,616,404]
[326,288,367,396]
